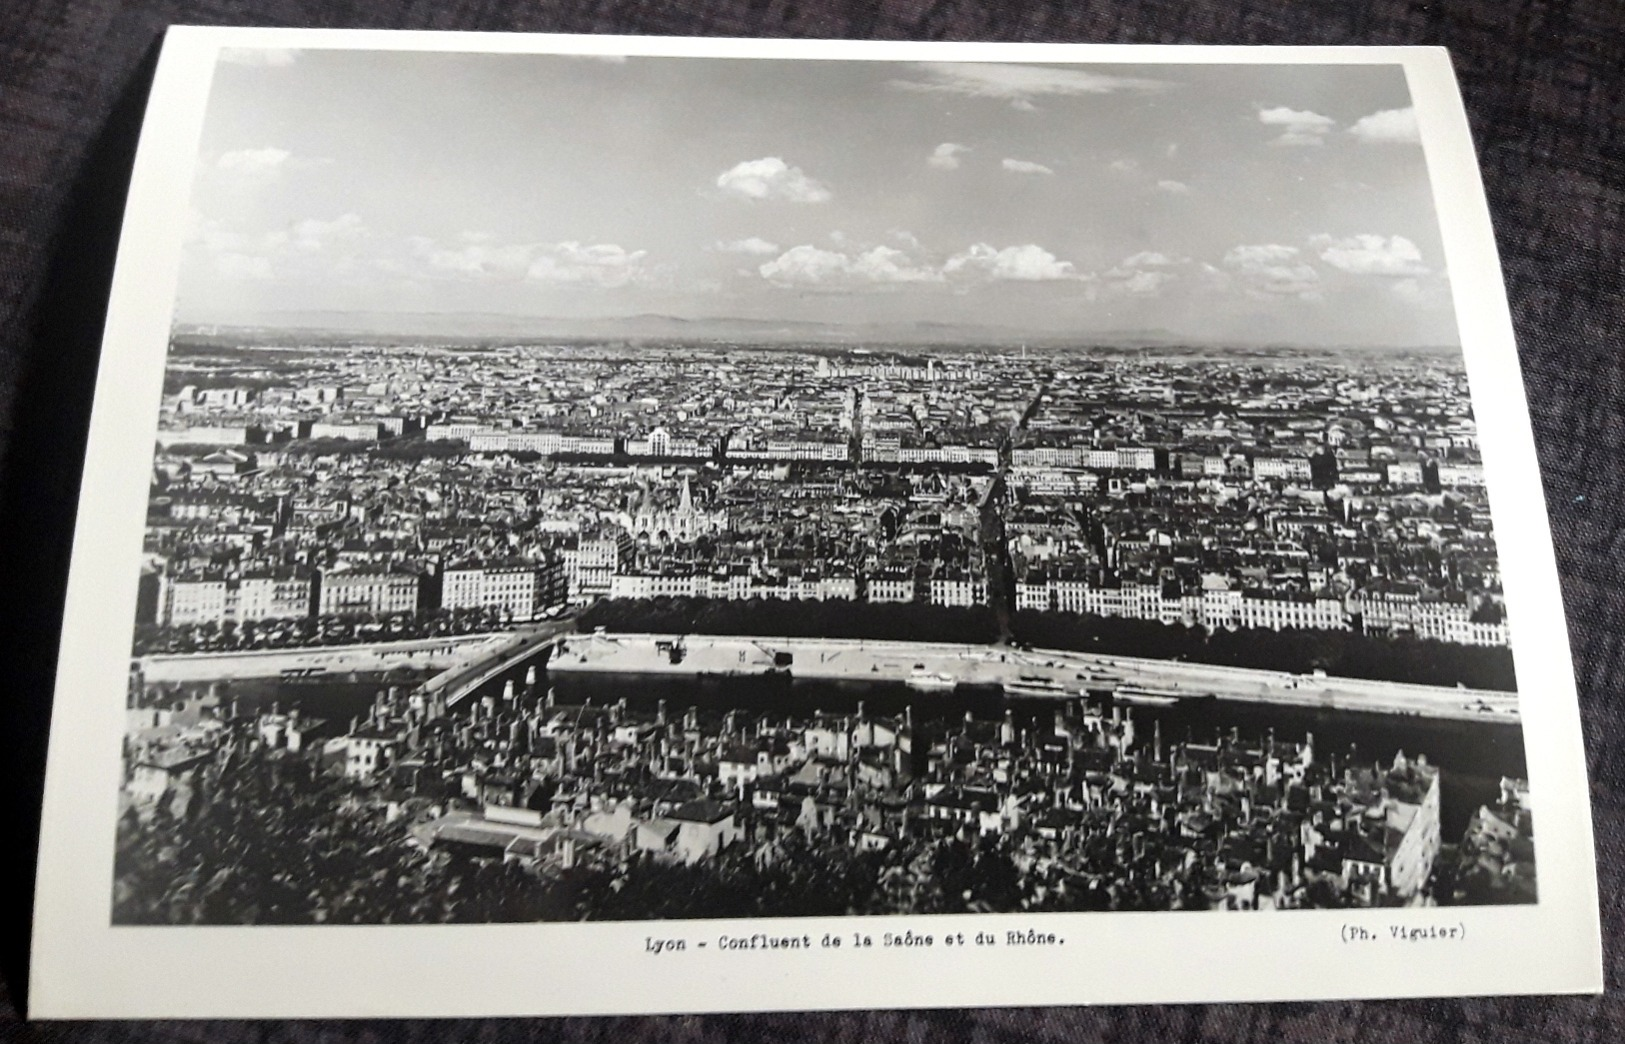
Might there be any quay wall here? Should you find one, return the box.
[137,633,512,683]
[549,632,1522,724]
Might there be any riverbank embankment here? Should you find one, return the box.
[549,632,1521,724]
[137,633,512,684]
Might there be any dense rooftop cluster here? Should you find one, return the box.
[117,674,1531,920]
[138,339,1507,653]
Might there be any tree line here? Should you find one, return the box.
[576,597,1516,691]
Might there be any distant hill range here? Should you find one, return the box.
[173,311,1456,354]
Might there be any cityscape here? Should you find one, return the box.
[115,337,1534,923]
[111,51,1533,925]
[141,339,1510,654]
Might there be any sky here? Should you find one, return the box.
[177,48,1458,347]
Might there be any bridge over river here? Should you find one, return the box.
[414,615,581,710]
[137,632,508,684]
[136,612,1515,726]
[136,616,583,710]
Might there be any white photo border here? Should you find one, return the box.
[28,26,1603,1019]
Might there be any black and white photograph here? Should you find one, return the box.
[28,30,1602,1017]
[113,45,1533,925]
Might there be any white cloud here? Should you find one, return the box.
[1349,106,1420,144]
[187,216,651,291]
[1156,179,1190,194]
[1109,158,1139,174]
[890,63,1167,108]
[853,245,944,283]
[187,211,351,281]
[758,244,943,287]
[759,245,851,285]
[216,146,292,176]
[413,238,536,278]
[1002,158,1054,175]
[219,47,297,67]
[1223,243,1321,297]
[1099,251,1184,296]
[944,243,1077,282]
[1226,244,1299,265]
[928,143,971,170]
[715,236,781,255]
[1259,106,1334,127]
[289,213,365,253]
[411,237,648,287]
[1118,269,1174,295]
[715,157,831,203]
[1259,106,1336,147]
[1197,261,1232,291]
[756,239,1081,287]
[1312,234,1428,276]
[526,242,648,287]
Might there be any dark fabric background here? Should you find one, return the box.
[0,1,1619,1041]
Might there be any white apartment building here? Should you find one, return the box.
[441,561,565,622]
